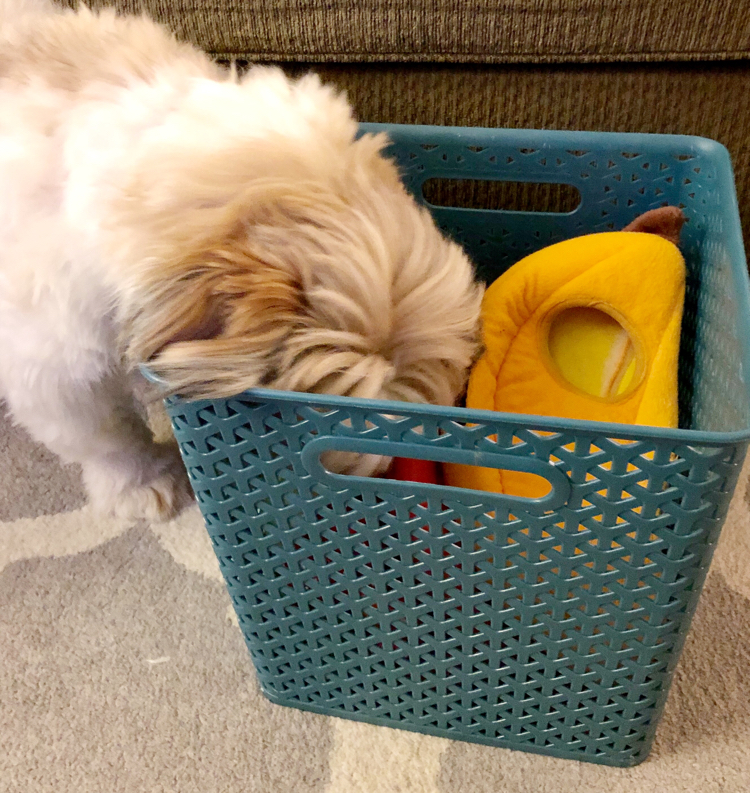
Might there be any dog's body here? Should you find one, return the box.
[0,1,482,520]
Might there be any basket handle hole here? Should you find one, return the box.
[385,455,553,499]
[422,178,581,214]
[300,437,572,514]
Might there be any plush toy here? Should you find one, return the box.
[440,207,687,499]
[388,456,442,485]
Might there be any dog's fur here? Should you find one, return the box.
[0,0,483,520]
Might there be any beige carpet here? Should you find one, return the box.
[2,405,750,792]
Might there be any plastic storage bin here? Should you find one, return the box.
[163,125,750,767]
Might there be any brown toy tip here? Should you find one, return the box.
[622,206,686,246]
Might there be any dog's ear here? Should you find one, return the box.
[127,248,306,399]
[151,277,228,351]
[126,269,225,362]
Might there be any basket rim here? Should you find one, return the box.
[360,121,735,157]
[159,385,750,446]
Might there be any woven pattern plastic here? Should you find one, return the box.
[164,126,750,767]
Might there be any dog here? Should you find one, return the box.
[0,0,483,521]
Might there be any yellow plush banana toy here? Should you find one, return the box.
[444,207,686,498]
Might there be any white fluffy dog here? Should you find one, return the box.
[0,0,483,520]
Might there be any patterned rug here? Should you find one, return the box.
[2,405,750,792]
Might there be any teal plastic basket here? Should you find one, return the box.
[163,125,750,767]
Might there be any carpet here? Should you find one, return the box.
[2,405,750,792]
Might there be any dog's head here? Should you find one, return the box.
[113,71,483,471]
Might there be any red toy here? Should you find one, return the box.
[387,456,442,485]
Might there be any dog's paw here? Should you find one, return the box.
[109,468,194,522]
[84,444,194,522]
